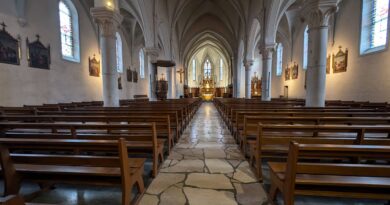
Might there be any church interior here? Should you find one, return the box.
[0,0,390,204]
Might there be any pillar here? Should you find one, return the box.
[304,0,340,107]
[244,60,254,99]
[91,7,123,107]
[144,48,159,101]
[261,46,275,101]
[167,67,173,99]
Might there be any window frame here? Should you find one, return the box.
[303,25,309,70]
[359,0,390,56]
[219,58,223,81]
[276,43,283,76]
[192,59,196,81]
[59,0,80,63]
[204,59,212,78]
[116,32,123,73]
[139,49,145,79]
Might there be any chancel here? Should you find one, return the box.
[0,0,389,205]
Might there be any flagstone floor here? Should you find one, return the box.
[7,102,385,205]
[138,102,268,205]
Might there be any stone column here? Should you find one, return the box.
[167,68,172,99]
[304,0,340,107]
[244,60,254,99]
[261,46,275,101]
[91,7,123,107]
[144,48,159,101]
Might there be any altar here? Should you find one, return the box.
[200,76,215,101]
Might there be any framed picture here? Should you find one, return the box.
[285,66,290,81]
[118,75,122,90]
[326,55,331,74]
[332,46,348,73]
[0,22,21,65]
[27,35,50,69]
[126,67,133,82]
[89,55,100,77]
[291,63,298,79]
[133,70,138,83]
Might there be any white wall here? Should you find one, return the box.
[274,0,390,102]
[0,0,147,106]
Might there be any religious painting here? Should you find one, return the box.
[89,55,100,77]
[133,70,138,83]
[118,75,122,90]
[26,35,50,69]
[126,67,133,82]
[291,63,299,79]
[0,22,21,65]
[284,66,290,81]
[332,46,348,73]
[326,55,331,74]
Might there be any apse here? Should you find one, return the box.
[186,44,231,89]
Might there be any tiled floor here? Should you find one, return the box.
[138,102,268,205]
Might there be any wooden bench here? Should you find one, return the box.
[251,124,390,180]
[0,138,145,205]
[0,122,163,177]
[240,116,390,152]
[0,195,54,205]
[268,142,390,205]
[0,115,174,152]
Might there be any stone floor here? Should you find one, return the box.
[138,102,268,205]
[4,102,387,205]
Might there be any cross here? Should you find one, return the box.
[36,34,40,41]
[1,22,6,31]
[177,69,185,83]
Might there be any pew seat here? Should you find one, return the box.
[268,142,390,205]
[0,139,145,205]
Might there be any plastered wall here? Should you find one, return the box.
[0,0,144,106]
[274,0,390,102]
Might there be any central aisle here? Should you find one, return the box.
[139,102,268,205]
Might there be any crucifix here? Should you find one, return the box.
[1,22,6,31]
[177,68,185,83]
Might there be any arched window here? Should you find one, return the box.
[59,0,80,62]
[139,49,145,78]
[276,43,283,76]
[303,26,309,70]
[219,59,223,81]
[204,59,211,78]
[360,0,389,54]
[116,32,123,73]
[192,59,196,81]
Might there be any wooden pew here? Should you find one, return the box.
[268,142,390,205]
[35,110,182,139]
[0,138,145,205]
[251,124,390,180]
[0,115,174,152]
[0,122,163,177]
[240,116,390,152]
[232,111,390,139]
[0,195,54,205]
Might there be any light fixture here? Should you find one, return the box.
[106,1,114,10]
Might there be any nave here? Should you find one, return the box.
[138,102,266,205]
[0,100,389,205]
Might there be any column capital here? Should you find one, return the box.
[302,0,340,28]
[90,7,123,37]
[243,59,254,70]
[143,47,160,63]
[260,44,276,59]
